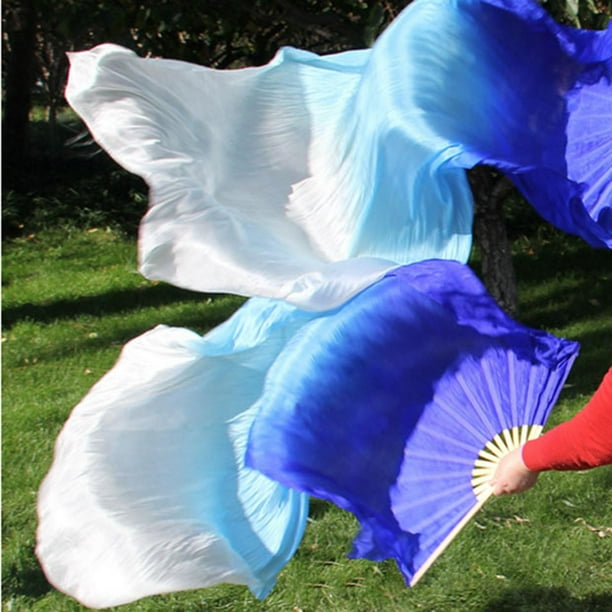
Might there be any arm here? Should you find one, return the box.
[492,367,612,496]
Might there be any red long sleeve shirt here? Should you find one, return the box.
[522,367,612,472]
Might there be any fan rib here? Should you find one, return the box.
[454,370,498,439]
[418,490,480,549]
[398,481,469,513]
[433,397,489,448]
[404,488,475,533]
[399,469,472,484]
[415,423,481,454]
[405,448,475,466]
[481,359,507,432]
[471,425,544,501]
[524,366,540,425]
[478,448,501,462]
[502,428,514,449]
[492,433,510,455]
[409,497,488,586]
[484,439,506,458]
[508,355,519,426]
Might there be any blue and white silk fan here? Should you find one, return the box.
[37,261,579,607]
[35,0,608,606]
[64,0,612,316]
[247,261,579,586]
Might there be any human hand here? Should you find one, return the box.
[490,446,540,496]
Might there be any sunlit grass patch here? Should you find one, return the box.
[2,228,611,611]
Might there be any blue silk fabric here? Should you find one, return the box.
[246,260,579,583]
[364,0,611,247]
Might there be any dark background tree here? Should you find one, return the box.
[1,0,410,227]
[3,0,36,190]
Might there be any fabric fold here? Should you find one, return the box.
[65,43,472,310]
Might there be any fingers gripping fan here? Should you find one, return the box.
[246,260,579,585]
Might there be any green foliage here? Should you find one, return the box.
[2,1,413,235]
[2,170,146,238]
[2,112,147,238]
[543,0,611,28]
[4,0,410,122]
[2,229,611,611]
[4,0,609,237]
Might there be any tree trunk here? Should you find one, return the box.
[2,0,37,191]
[469,168,519,317]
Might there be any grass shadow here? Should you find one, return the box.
[508,233,612,399]
[2,283,242,330]
[309,498,334,520]
[2,552,54,600]
[483,586,612,612]
[515,247,611,331]
[513,237,611,284]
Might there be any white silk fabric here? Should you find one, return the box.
[65,43,473,310]
[36,320,310,608]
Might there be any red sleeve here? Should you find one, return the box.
[522,367,612,472]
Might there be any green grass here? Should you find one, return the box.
[3,228,612,611]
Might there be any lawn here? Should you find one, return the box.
[2,226,611,611]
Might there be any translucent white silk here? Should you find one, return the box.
[66,43,473,310]
[36,323,309,608]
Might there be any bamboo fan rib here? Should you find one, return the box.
[471,425,543,501]
[410,424,544,586]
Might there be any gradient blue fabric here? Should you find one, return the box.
[366,0,612,247]
[246,260,579,584]
[37,260,579,604]
[437,0,612,246]
[65,0,611,314]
